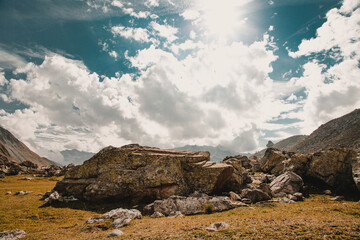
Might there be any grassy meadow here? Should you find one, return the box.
[0,175,360,239]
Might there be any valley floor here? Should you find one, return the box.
[1,175,360,239]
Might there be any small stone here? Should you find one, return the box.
[150,211,164,218]
[6,191,11,195]
[229,191,241,201]
[86,217,104,224]
[206,222,230,232]
[0,229,26,239]
[293,192,304,201]
[168,211,183,218]
[109,229,124,237]
[113,218,132,228]
[19,177,34,180]
[289,195,297,201]
[241,198,251,204]
[330,196,345,201]
[14,191,32,196]
[323,190,332,195]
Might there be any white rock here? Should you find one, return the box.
[109,229,124,237]
[206,222,230,232]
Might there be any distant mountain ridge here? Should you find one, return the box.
[290,109,360,153]
[174,145,244,162]
[0,126,54,167]
[60,149,95,165]
[253,135,308,158]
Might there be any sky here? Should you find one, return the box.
[0,0,359,164]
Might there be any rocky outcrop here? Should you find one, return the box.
[270,171,304,197]
[143,194,246,216]
[0,155,21,176]
[260,148,359,194]
[260,148,291,175]
[54,144,245,203]
[223,155,251,169]
[306,149,357,192]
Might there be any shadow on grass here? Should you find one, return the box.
[39,199,147,214]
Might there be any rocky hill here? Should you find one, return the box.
[290,109,360,154]
[253,135,308,158]
[0,126,53,167]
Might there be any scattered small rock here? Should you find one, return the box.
[6,191,11,195]
[206,222,230,232]
[293,192,304,201]
[278,197,295,204]
[330,196,345,201]
[86,217,104,224]
[18,177,34,181]
[241,198,252,204]
[14,191,32,196]
[108,229,124,237]
[289,194,297,201]
[0,229,26,239]
[150,212,164,218]
[168,211,184,218]
[87,208,142,228]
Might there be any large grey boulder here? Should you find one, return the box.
[54,144,241,204]
[306,149,357,192]
[260,148,289,176]
[0,229,26,240]
[270,171,304,196]
[221,157,251,192]
[144,194,245,216]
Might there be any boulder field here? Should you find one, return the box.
[54,144,249,204]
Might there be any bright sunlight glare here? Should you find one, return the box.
[196,0,251,40]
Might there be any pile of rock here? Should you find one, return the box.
[0,157,75,177]
[143,193,246,216]
[260,148,360,194]
[53,144,249,204]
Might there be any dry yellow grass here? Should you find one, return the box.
[1,175,360,239]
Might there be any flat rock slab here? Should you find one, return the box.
[54,144,238,204]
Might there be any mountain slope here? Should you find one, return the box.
[0,126,53,167]
[175,145,241,162]
[253,135,308,158]
[290,109,360,154]
[60,149,95,165]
